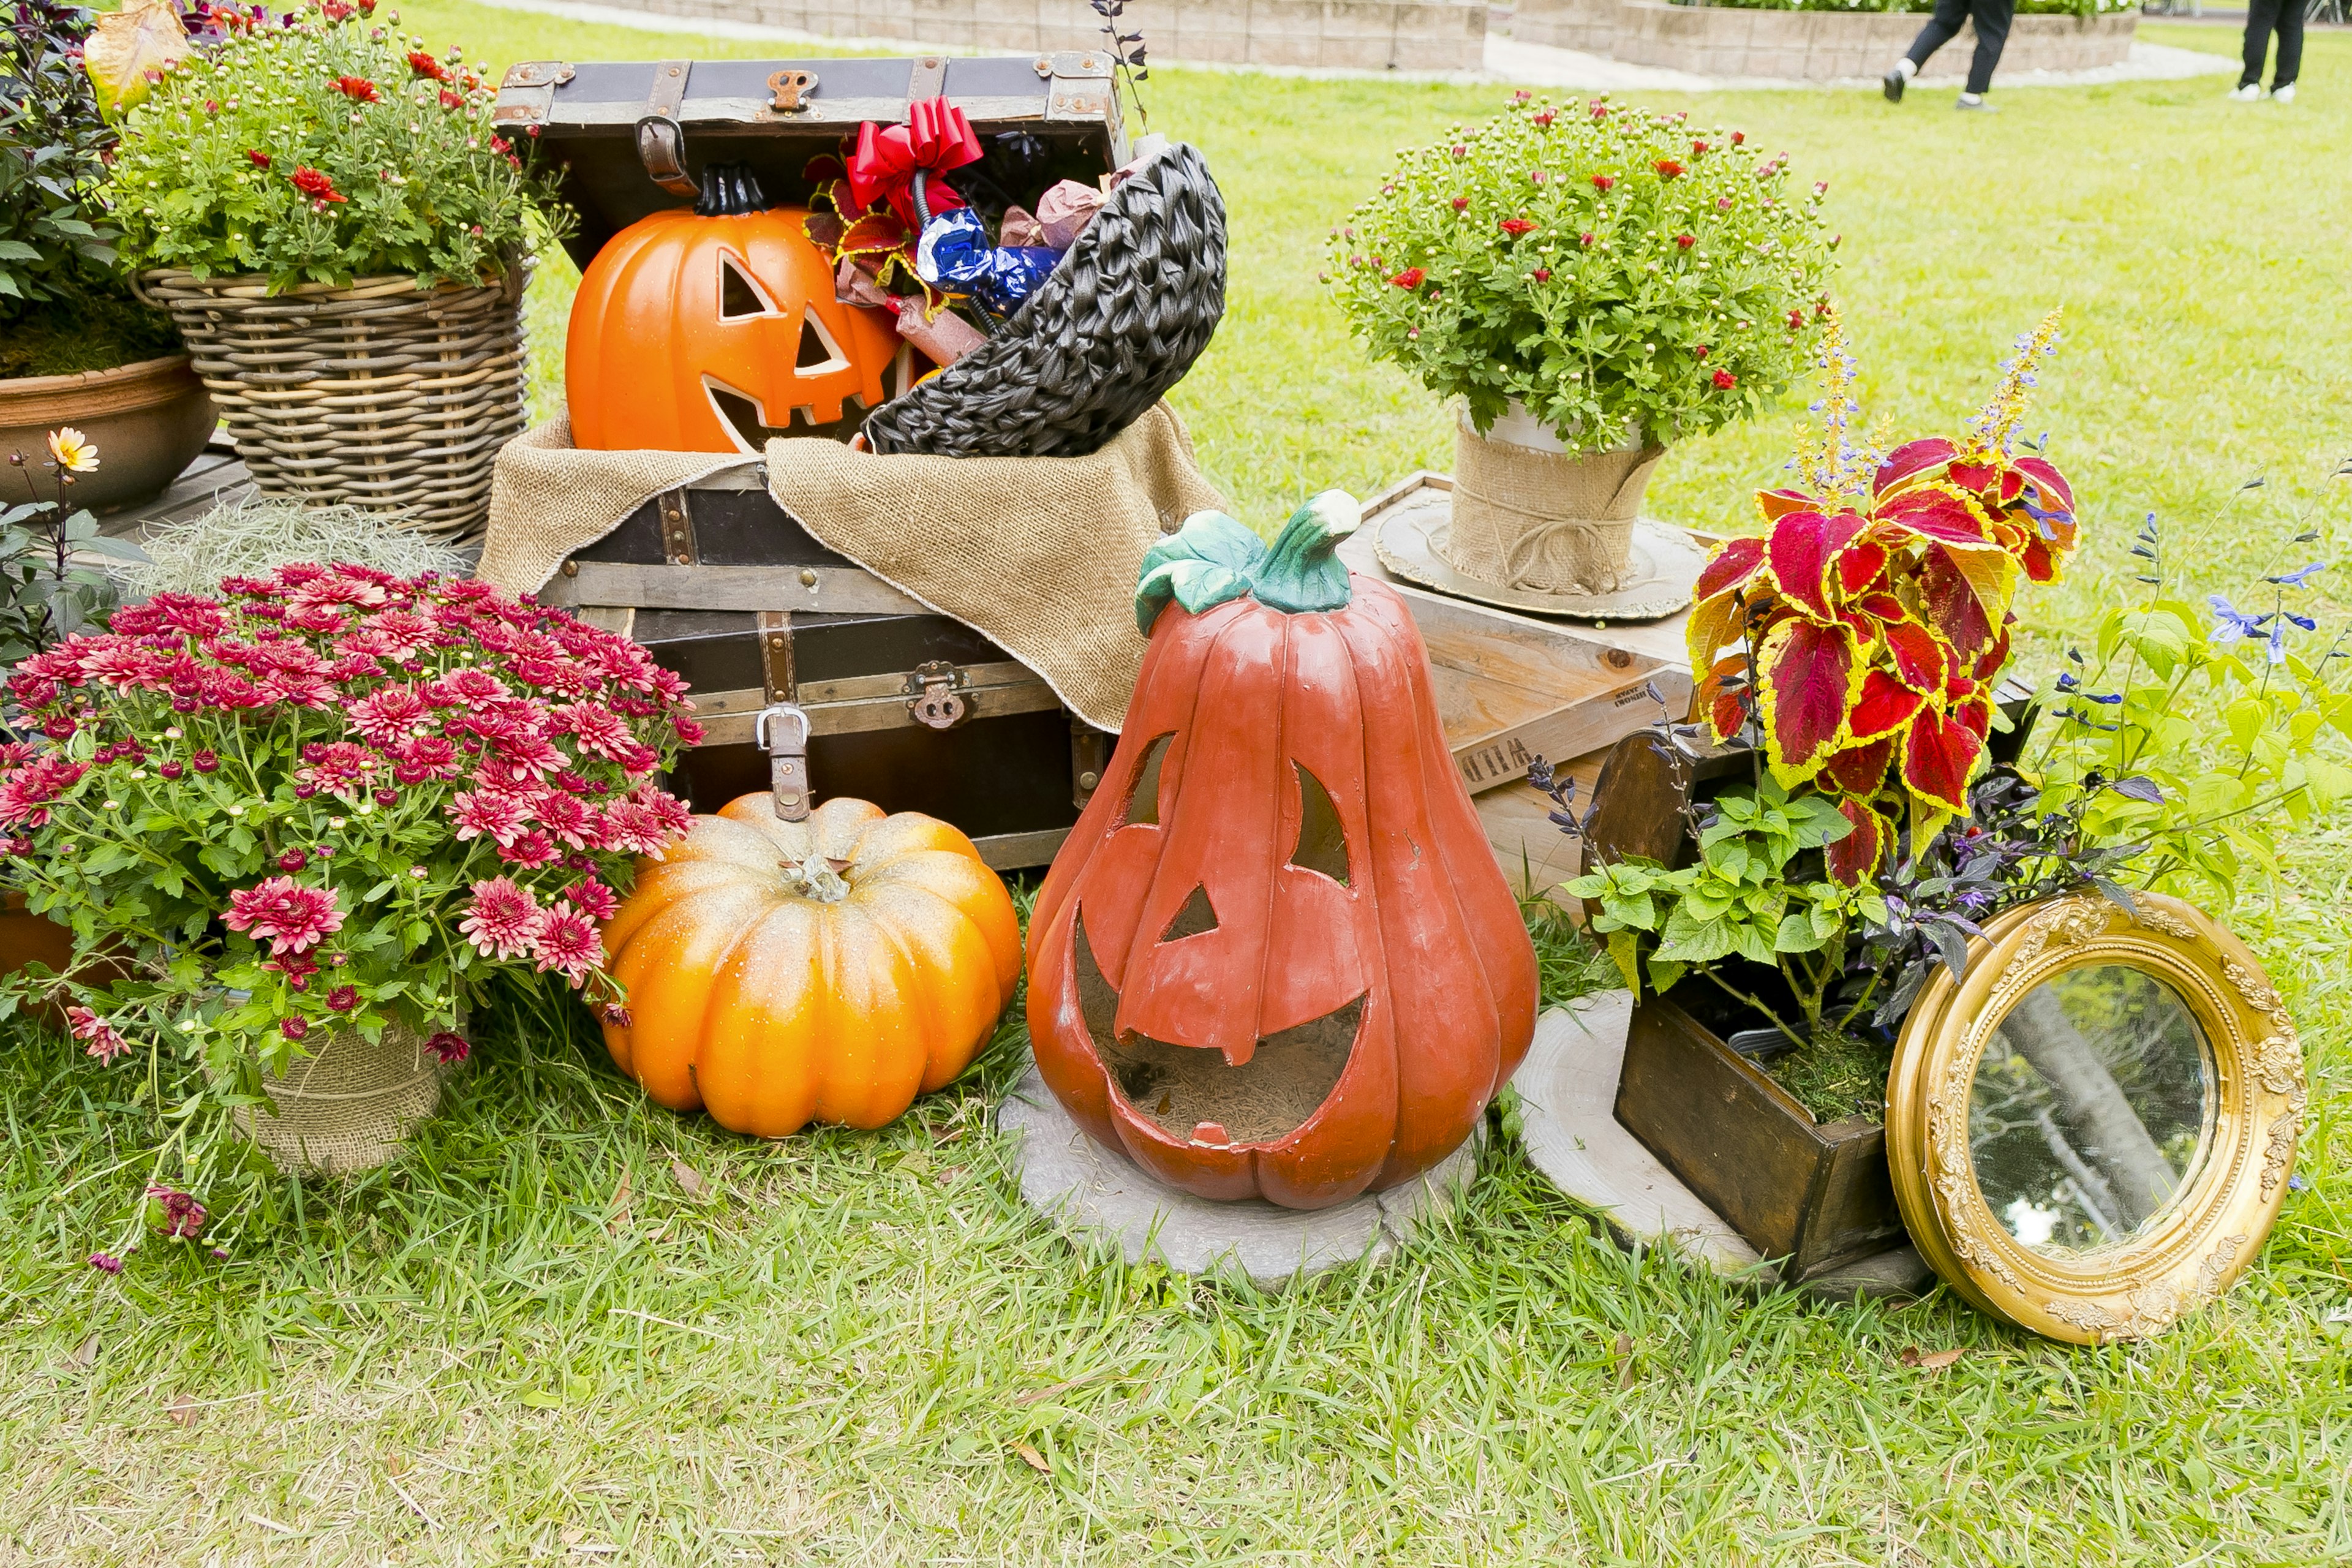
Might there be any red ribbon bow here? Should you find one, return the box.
[847,97,982,230]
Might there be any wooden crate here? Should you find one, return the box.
[1342,474,1697,895]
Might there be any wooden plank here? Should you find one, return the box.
[1475,777,1583,905]
[542,562,929,616]
[97,451,254,538]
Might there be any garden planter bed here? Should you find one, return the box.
[1511,0,2135,81]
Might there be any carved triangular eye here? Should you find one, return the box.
[1120,733,1174,827]
[796,312,845,371]
[1289,763,1349,886]
[717,252,774,320]
[1160,884,1218,941]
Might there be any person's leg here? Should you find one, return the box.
[2239,0,2279,90]
[2272,0,2302,90]
[1961,0,2015,99]
[1887,0,1970,100]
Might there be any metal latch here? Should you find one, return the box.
[768,69,817,113]
[635,60,696,198]
[756,704,813,823]
[905,661,969,730]
[493,59,574,126]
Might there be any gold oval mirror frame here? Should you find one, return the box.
[1887,893,2307,1344]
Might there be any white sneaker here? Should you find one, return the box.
[2228,83,2262,101]
[2272,83,2296,104]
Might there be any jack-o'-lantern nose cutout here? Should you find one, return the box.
[1159,884,1218,941]
[1289,764,1350,885]
[1074,913,1360,1144]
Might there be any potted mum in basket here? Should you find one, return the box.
[92,0,571,539]
[0,564,700,1264]
[1327,93,1836,605]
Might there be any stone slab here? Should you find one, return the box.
[998,1061,1481,1287]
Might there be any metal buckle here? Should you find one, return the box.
[768,68,818,114]
[905,660,969,730]
[756,704,814,822]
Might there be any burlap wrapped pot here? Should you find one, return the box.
[1443,404,1665,597]
[235,1017,448,1176]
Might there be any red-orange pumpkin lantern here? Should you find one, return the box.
[1025,493,1539,1210]
[567,167,903,454]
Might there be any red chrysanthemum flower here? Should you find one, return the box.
[1499,217,1535,237]
[66,1006,130,1064]
[529,900,601,986]
[1532,268,1552,284]
[1591,174,1615,192]
[424,1031,470,1065]
[459,876,541,960]
[405,50,446,80]
[1676,234,1695,249]
[333,75,380,103]
[1713,369,1738,390]
[224,876,345,956]
[246,149,271,168]
[1654,159,1685,179]
[146,1184,207,1240]
[326,984,360,1012]
[289,165,347,206]
[1388,267,1426,290]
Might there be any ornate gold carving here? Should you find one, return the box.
[1887,891,2300,1347]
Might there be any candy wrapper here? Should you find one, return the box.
[915,209,1061,317]
[834,255,987,368]
[1035,180,1107,250]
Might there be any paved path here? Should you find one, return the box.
[1482,34,2236,91]
[472,0,2235,92]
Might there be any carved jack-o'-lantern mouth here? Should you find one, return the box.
[1072,911,1362,1148]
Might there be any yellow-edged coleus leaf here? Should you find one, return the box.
[1871,437,1959,499]
[1762,508,1868,623]
[1695,653,1751,744]
[1847,669,1927,745]
[1822,796,1891,887]
[1880,618,1951,695]
[1755,488,1818,525]
[1755,617,1862,787]
[83,0,190,118]
[1901,704,1985,817]
[1873,481,1999,551]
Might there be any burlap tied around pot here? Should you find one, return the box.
[235,1019,447,1176]
[476,402,1226,732]
[1445,427,1665,597]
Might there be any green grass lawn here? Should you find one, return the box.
[6,8,2351,1562]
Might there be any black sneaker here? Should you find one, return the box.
[1883,69,1906,103]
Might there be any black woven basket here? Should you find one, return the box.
[861,142,1227,460]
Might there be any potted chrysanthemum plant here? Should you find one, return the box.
[0,564,703,1266]
[1326,92,1837,601]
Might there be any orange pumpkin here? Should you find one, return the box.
[600,794,1020,1136]
[566,166,903,454]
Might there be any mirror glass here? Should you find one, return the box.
[1968,964,2212,1257]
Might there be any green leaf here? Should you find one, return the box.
[1773,911,1828,953]
[1603,929,1643,995]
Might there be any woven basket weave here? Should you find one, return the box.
[235,1019,446,1177]
[136,266,529,541]
[862,142,1227,460]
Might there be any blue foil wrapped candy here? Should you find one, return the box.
[914,208,1062,317]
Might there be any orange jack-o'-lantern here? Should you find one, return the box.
[567,165,904,454]
[1025,494,1540,1210]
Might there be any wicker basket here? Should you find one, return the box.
[233,1018,448,1177]
[136,266,529,541]
[862,142,1227,461]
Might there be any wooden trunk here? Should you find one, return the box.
[1614,993,1905,1282]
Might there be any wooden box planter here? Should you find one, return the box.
[1615,990,1904,1283]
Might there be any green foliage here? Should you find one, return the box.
[0,2,136,317]
[2031,508,2352,904]
[1566,773,1887,1044]
[99,2,571,289]
[1324,94,1837,454]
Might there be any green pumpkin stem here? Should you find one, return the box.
[1250,491,1360,614]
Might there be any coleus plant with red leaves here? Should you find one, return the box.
[1687,312,2077,886]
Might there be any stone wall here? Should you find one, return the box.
[608,0,1490,71]
[1513,0,2135,80]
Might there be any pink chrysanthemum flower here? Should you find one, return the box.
[145,1184,208,1240]
[88,1251,123,1274]
[450,789,530,848]
[66,1006,130,1064]
[530,900,601,986]
[568,878,619,922]
[498,829,559,869]
[224,876,345,956]
[347,685,431,745]
[459,876,541,959]
[424,1031,471,1065]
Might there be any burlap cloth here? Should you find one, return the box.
[235,1019,445,1176]
[1446,426,1664,595]
[476,402,1225,731]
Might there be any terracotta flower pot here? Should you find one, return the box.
[0,355,216,514]
[1444,401,1664,596]
[0,890,77,1028]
